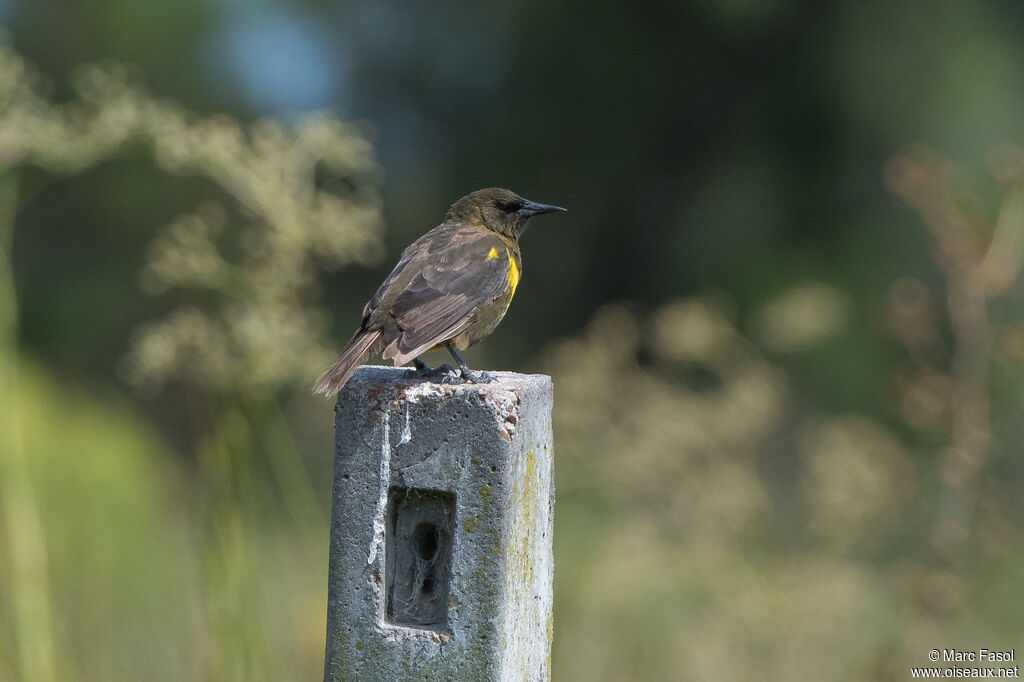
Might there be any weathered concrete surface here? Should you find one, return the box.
[323,366,554,682]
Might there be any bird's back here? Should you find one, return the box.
[366,222,520,364]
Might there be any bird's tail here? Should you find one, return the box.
[312,329,381,397]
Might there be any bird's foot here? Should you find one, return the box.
[412,358,458,383]
[458,368,494,384]
[445,348,495,384]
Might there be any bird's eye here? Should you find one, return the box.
[497,200,523,213]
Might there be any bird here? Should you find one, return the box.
[313,187,566,397]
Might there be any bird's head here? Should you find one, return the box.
[445,187,566,239]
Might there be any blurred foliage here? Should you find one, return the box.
[0,43,384,395]
[2,0,1024,679]
[883,147,1024,559]
[0,43,383,681]
[0,362,327,681]
[546,294,1022,681]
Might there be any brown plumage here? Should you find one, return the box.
[313,188,565,397]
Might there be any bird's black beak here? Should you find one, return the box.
[519,199,567,218]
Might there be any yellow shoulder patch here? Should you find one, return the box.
[506,248,520,291]
[486,246,500,260]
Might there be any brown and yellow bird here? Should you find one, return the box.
[313,188,566,397]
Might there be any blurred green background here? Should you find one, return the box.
[2,1,1024,680]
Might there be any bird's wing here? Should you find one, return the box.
[381,226,512,363]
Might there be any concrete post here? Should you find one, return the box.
[323,366,554,682]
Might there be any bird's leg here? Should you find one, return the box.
[448,348,494,383]
[412,356,456,381]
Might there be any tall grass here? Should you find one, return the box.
[0,45,384,681]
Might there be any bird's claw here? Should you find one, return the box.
[424,366,493,384]
[414,354,493,384]
[460,369,494,384]
[414,363,458,383]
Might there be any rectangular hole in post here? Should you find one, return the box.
[384,487,455,631]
